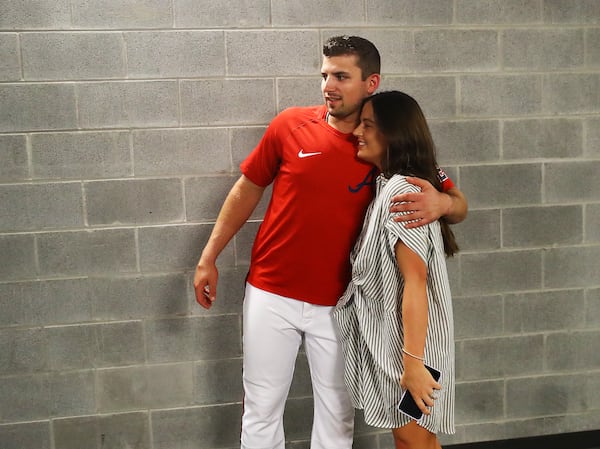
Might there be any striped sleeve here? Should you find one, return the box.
[383,176,431,265]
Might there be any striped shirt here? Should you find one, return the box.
[333,174,455,433]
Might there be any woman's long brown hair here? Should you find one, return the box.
[365,90,459,257]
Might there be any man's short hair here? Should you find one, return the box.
[323,35,381,80]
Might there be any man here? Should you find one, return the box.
[194,36,467,449]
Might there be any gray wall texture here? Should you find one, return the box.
[1,0,599,448]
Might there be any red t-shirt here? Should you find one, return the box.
[241,105,454,306]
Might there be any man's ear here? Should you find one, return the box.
[367,73,381,94]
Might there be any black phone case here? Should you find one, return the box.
[397,364,441,420]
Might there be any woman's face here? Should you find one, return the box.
[353,101,387,170]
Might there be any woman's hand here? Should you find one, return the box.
[400,358,442,416]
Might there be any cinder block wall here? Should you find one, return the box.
[1,1,599,448]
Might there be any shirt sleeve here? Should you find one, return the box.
[384,177,431,266]
[240,114,285,187]
[437,167,455,192]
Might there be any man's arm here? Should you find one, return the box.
[194,175,265,308]
[391,177,468,229]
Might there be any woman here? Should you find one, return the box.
[333,91,458,449]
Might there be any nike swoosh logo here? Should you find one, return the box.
[298,149,323,158]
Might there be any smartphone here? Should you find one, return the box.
[397,364,441,420]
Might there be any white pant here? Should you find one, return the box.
[240,283,354,449]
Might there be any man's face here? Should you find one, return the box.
[321,55,378,122]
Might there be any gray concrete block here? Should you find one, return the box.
[543,73,600,114]
[47,325,96,371]
[277,78,323,112]
[226,31,320,77]
[430,120,500,164]
[0,327,48,375]
[544,246,600,289]
[145,315,241,363]
[503,118,583,159]
[85,178,184,226]
[0,0,71,29]
[48,370,96,417]
[458,335,544,380]
[185,176,237,221]
[460,164,542,208]
[37,229,137,276]
[133,128,230,176]
[288,353,313,398]
[412,30,498,72]
[503,29,584,70]
[0,374,49,421]
[505,290,585,333]
[194,314,242,360]
[351,29,415,73]
[0,33,20,81]
[46,322,145,370]
[366,0,453,25]
[585,118,600,156]
[77,81,178,129]
[546,331,600,371]
[0,83,77,132]
[272,0,365,26]
[231,126,267,170]
[382,76,457,119]
[0,135,29,181]
[0,422,50,449]
[453,294,503,339]
[53,412,150,449]
[0,234,36,281]
[0,183,84,231]
[545,161,600,202]
[506,373,593,418]
[461,75,542,116]
[125,31,225,78]
[22,32,125,80]
[352,434,380,449]
[441,421,502,446]
[194,358,243,405]
[452,209,501,251]
[89,273,189,320]
[461,250,542,295]
[174,0,269,27]
[180,79,276,126]
[0,278,92,327]
[455,380,505,423]
[97,364,194,412]
[236,221,261,265]
[71,0,172,28]
[586,203,600,242]
[456,0,542,24]
[151,405,242,449]
[97,321,145,366]
[502,205,583,247]
[283,397,313,441]
[543,0,600,24]
[585,288,600,328]
[587,28,600,67]
[144,317,196,362]
[32,131,132,180]
[138,224,234,272]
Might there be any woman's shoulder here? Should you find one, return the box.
[381,174,420,197]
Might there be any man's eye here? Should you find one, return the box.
[337,75,346,80]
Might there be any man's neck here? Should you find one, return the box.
[326,113,358,134]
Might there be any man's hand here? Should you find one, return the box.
[391,177,451,229]
[194,259,218,309]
